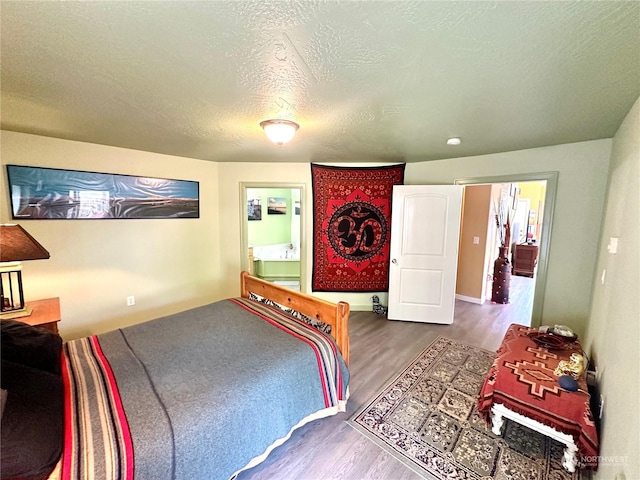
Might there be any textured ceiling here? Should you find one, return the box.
[1,1,639,163]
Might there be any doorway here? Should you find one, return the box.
[455,172,558,328]
[240,182,306,291]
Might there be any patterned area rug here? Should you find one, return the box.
[349,337,579,479]
[311,163,405,292]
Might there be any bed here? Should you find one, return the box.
[0,272,350,480]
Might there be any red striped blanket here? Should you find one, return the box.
[231,297,345,407]
[61,336,134,480]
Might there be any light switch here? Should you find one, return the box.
[607,237,619,254]
[473,236,480,245]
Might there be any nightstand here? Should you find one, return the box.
[18,297,61,335]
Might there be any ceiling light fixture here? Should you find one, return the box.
[446,137,461,146]
[260,119,299,146]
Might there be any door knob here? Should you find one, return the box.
[391,258,398,264]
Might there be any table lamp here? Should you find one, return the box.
[0,224,50,319]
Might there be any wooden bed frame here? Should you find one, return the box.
[240,271,350,365]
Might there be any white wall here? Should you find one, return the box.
[1,131,222,340]
[405,140,611,336]
[584,96,639,480]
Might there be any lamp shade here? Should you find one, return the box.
[0,224,50,262]
[260,119,299,145]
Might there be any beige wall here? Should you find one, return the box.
[456,184,492,301]
[584,97,639,480]
[220,142,611,319]
[2,131,612,335]
[1,131,222,340]
[216,162,312,299]
[2,109,635,473]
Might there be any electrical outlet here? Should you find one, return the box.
[473,236,480,245]
[126,296,135,307]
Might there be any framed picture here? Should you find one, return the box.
[267,197,287,215]
[248,198,262,221]
[6,165,199,219]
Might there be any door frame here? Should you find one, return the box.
[239,182,307,291]
[454,171,558,327]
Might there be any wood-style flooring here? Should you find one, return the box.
[236,275,536,480]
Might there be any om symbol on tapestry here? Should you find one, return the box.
[328,201,388,262]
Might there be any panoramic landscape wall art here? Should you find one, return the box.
[6,165,199,219]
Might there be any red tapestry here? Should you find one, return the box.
[311,164,405,292]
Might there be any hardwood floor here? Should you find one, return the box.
[237,276,536,480]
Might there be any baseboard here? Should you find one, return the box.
[455,294,485,305]
[354,297,485,309]
[349,303,378,312]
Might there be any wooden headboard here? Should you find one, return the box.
[240,271,350,365]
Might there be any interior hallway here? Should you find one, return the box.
[479,274,537,328]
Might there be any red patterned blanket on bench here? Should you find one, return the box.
[477,324,599,469]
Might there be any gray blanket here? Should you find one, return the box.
[61,298,349,480]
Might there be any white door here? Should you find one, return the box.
[387,185,463,324]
